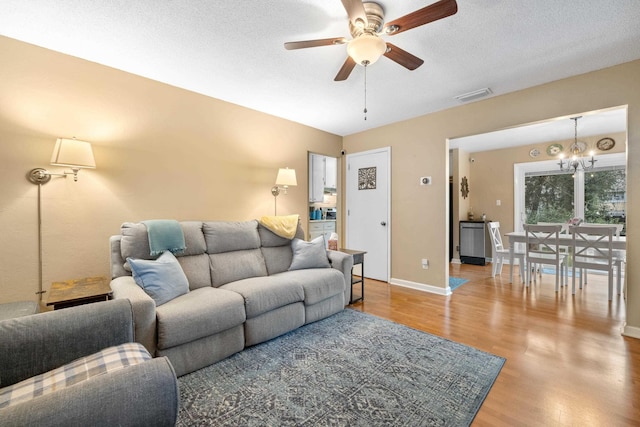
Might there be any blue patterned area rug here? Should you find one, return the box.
[177,309,505,426]
[449,276,469,291]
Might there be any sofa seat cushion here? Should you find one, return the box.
[272,269,345,306]
[155,287,246,350]
[0,343,150,409]
[220,276,304,318]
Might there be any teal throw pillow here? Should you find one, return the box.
[127,251,189,306]
[289,236,331,270]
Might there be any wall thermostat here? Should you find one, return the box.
[420,176,432,186]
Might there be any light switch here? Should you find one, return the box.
[496,200,501,206]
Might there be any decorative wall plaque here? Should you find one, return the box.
[358,167,377,190]
[460,176,469,199]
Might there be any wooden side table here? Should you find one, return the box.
[47,276,112,310]
[339,249,366,304]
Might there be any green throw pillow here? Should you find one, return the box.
[289,236,330,270]
[128,251,189,306]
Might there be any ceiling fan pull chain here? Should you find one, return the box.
[363,61,369,121]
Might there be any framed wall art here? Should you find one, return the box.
[358,167,377,190]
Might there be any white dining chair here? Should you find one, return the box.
[523,224,568,291]
[570,224,625,300]
[579,223,625,288]
[569,225,623,300]
[536,222,570,279]
[487,222,526,282]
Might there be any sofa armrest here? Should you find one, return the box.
[0,299,134,387]
[110,276,158,355]
[0,357,178,427]
[327,250,354,305]
[110,235,129,279]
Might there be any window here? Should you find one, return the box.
[514,153,626,234]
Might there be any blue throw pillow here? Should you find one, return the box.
[127,251,189,306]
[289,236,331,270]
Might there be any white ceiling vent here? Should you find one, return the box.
[454,88,493,103]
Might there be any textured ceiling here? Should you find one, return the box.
[1,1,639,137]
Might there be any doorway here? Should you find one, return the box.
[448,106,627,267]
[345,147,390,282]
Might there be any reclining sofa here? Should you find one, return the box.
[0,299,178,426]
[109,220,353,376]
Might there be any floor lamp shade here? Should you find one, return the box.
[275,168,297,187]
[272,168,297,215]
[50,138,96,169]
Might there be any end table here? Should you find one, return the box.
[339,249,366,304]
[47,276,112,310]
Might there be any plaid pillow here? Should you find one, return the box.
[0,342,151,408]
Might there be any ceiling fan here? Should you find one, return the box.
[284,0,458,81]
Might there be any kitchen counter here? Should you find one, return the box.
[309,219,336,223]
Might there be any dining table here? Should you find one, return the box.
[505,231,626,283]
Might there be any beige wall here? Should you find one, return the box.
[0,36,342,306]
[343,59,640,337]
[2,35,639,337]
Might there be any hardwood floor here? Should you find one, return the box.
[350,263,640,426]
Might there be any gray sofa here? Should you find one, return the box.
[0,299,178,427]
[109,220,354,376]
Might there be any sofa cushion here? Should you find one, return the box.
[258,223,294,247]
[261,246,293,275]
[177,253,211,290]
[259,223,304,275]
[220,276,304,318]
[128,251,190,306]
[0,343,150,409]
[203,221,261,254]
[209,249,268,287]
[155,287,246,350]
[272,268,345,305]
[0,301,39,321]
[120,221,206,271]
[289,236,331,271]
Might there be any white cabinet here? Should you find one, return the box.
[308,221,336,247]
[309,154,325,202]
[324,156,337,190]
[308,154,337,202]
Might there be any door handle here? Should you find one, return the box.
[381,221,387,226]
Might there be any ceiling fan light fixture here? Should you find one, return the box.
[347,34,386,66]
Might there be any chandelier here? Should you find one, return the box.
[558,116,596,173]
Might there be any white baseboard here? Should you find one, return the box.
[450,258,461,265]
[389,278,451,296]
[622,323,640,340]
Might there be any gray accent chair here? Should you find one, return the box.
[0,299,179,427]
[110,220,354,376]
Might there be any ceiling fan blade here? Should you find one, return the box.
[334,57,357,81]
[383,0,458,36]
[341,0,368,28]
[284,37,347,50]
[384,43,424,70]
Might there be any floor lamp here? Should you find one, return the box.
[27,138,96,300]
[271,167,297,215]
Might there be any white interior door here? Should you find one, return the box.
[346,147,390,282]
